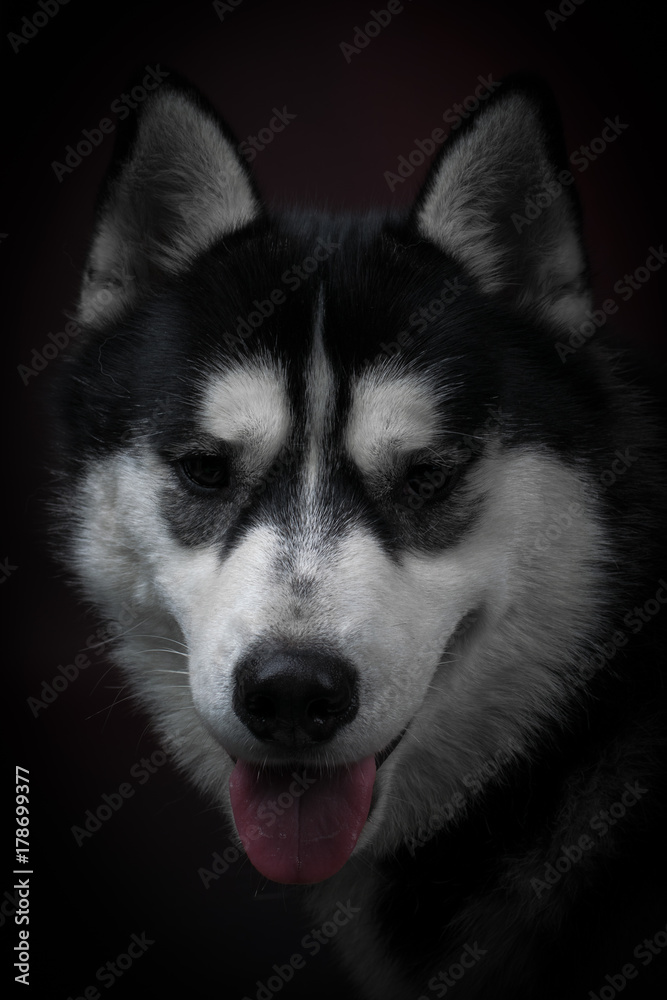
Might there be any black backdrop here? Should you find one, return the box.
[1,0,665,997]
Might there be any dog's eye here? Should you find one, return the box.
[399,463,451,509]
[178,453,230,490]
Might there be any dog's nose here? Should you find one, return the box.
[233,646,358,745]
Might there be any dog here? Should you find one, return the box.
[51,73,667,998]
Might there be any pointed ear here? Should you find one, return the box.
[78,76,261,327]
[413,78,591,330]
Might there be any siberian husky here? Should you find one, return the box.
[52,74,667,998]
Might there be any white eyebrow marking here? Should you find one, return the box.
[201,359,291,465]
[345,370,444,475]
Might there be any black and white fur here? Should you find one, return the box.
[52,74,667,998]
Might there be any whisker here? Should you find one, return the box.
[82,616,152,653]
[86,692,136,723]
[139,648,189,657]
[132,633,188,648]
[90,661,122,694]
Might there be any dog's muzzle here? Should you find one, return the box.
[227,643,398,885]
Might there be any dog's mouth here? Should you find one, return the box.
[374,728,406,768]
[227,728,407,886]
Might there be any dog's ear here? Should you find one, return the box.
[413,77,591,330]
[77,74,261,327]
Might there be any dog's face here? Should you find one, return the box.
[57,79,613,883]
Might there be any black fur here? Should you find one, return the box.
[52,75,667,998]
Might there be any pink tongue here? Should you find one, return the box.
[229,756,376,884]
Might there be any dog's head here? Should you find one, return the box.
[56,76,615,883]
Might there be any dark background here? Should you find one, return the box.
[1,0,665,997]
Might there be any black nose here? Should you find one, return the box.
[233,645,359,746]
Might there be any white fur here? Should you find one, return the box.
[78,89,260,326]
[417,93,591,329]
[303,294,335,487]
[61,76,644,1000]
[70,371,611,859]
[346,368,447,475]
[201,358,291,470]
